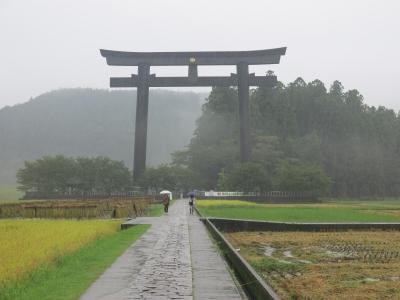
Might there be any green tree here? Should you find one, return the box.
[17,155,131,196]
[17,155,76,194]
[171,166,198,192]
[220,162,271,192]
[216,168,228,190]
[88,157,131,194]
[138,164,177,192]
[279,163,332,196]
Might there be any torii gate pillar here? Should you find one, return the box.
[237,62,251,162]
[133,63,150,180]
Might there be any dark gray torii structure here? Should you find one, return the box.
[100,48,286,180]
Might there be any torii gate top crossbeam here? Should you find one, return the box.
[100,48,286,66]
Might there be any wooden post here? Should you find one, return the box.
[133,63,150,180]
[237,62,251,162]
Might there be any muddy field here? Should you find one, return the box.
[226,231,400,299]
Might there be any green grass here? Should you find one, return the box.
[148,200,176,217]
[197,200,400,223]
[0,185,23,203]
[251,257,304,274]
[0,224,150,300]
[148,203,164,216]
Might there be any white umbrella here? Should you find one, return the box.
[160,190,172,200]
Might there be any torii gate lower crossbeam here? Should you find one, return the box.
[100,48,286,180]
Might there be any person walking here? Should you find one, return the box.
[189,194,194,215]
[163,193,170,213]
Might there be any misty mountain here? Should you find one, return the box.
[0,88,204,184]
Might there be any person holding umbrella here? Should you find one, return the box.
[188,191,195,215]
[160,190,172,213]
[162,193,170,213]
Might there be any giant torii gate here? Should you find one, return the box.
[100,48,286,180]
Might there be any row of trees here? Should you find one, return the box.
[140,162,331,196]
[216,162,331,195]
[17,155,131,195]
[17,155,331,197]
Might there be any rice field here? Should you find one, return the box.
[0,219,122,287]
[196,199,400,222]
[226,231,400,299]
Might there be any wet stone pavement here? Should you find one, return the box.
[80,199,244,300]
[127,203,192,300]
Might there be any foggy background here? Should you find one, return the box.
[1,0,399,110]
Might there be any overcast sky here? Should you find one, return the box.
[1,0,399,110]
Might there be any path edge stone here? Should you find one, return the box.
[202,217,281,300]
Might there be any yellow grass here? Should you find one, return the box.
[0,219,121,286]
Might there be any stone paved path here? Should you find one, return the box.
[80,200,244,300]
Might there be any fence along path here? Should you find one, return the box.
[80,199,244,300]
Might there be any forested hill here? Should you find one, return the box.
[175,79,400,197]
[0,88,204,184]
